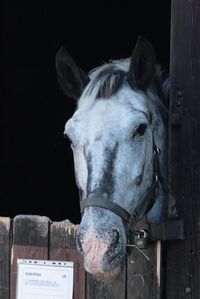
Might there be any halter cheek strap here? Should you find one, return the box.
[80,197,131,222]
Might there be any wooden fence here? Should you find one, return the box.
[0,215,162,299]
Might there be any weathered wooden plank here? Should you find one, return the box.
[50,220,85,299]
[167,0,200,298]
[0,217,10,299]
[86,260,126,299]
[127,241,162,299]
[10,215,50,299]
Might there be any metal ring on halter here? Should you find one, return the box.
[139,229,148,239]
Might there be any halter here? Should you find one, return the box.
[80,138,162,243]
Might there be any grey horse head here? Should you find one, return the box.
[56,37,169,280]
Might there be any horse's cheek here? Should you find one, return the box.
[73,148,88,193]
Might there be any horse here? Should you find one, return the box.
[56,37,169,280]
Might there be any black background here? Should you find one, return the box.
[1,1,171,223]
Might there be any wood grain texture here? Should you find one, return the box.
[127,241,162,299]
[50,220,85,299]
[167,1,200,298]
[10,215,50,299]
[0,217,10,299]
[86,260,126,299]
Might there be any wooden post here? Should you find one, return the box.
[10,215,50,299]
[86,263,126,299]
[127,240,162,298]
[167,0,200,298]
[0,217,10,299]
[50,220,85,299]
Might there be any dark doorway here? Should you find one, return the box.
[1,1,171,223]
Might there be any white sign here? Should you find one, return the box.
[16,259,74,299]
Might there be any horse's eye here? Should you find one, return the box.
[134,123,147,137]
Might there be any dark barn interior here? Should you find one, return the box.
[1,1,171,223]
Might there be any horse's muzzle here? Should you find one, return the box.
[76,222,126,279]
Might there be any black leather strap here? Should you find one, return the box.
[133,174,158,220]
[80,174,157,227]
[80,197,131,223]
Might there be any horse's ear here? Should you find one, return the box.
[127,36,156,91]
[55,47,89,101]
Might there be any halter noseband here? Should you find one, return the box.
[80,140,161,239]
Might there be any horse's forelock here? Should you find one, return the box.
[78,59,130,110]
[78,59,169,116]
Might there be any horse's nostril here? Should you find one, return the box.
[113,229,119,242]
[110,229,120,249]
